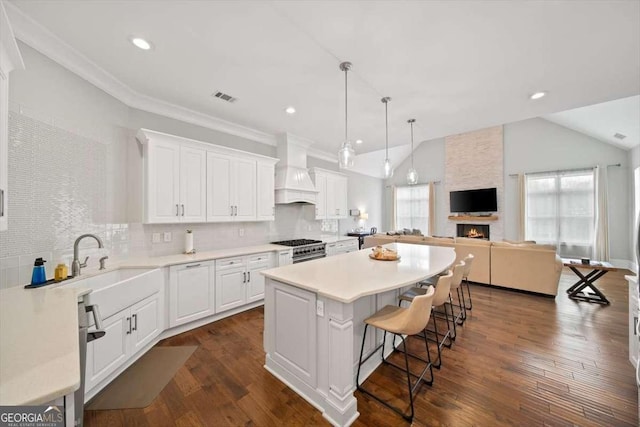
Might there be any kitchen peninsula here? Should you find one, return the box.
[261,243,456,426]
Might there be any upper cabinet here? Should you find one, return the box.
[137,129,278,224]
[310,168,348,220]
[0,2,25,231]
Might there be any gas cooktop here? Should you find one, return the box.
[271,239,323,247]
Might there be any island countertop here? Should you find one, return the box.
[261,243,456,303]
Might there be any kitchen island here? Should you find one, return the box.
[261,243,456,427]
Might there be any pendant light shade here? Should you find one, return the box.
[338,62,355,169]
[406,119,418,185]
[381,97,393,178]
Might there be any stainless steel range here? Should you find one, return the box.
[271,239,326,263]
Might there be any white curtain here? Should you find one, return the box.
[394,184,429,234]
[593,166,610,261]
[517,173,526,241]
[525,168,595,258]
[428,181,436,236]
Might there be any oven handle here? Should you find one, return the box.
[86,304,106,342]
[293,254,326,264]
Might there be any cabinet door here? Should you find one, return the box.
[278,250,292,266]
[0,74,8,231]
[180,146,206,222]
[256,162,275,221]
[313,173,327,220]
[146,140,180,223]
[169,262,214,327]
[247,255,271,302]
[335,176,348,219]
[85,308,130,391]
[207,152,233,221]
[130,293,161,354]
[325,174,339,219]
[233,158,257,220]
[215,266,246,312]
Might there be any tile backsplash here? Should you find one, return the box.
[0,112,336,289]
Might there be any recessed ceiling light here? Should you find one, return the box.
[130,37,152,50]
[356,139,363,144]
[285,106,296,114]
[530,91,547,100]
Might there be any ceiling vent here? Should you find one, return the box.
[212,91,237,103]
[613,133,627,140]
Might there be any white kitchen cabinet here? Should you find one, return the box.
[0,3,24,231]
[326,239,358,257]
[215,253,274,313]
[85,291,162,392]
[629,277,639,368]
[169,260,215,327]
[256,161,275,221]
[137,129,277,224]
[310,168,348,220]
[278,249,293,266]
[140,132,206,224]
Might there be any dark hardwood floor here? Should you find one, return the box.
[85,268,638,426]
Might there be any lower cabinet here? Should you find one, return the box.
[169,260,215,327]
[85,292,162,392]
[215,253,273,313]
[326,239,359,257]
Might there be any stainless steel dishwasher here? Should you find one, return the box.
[74,298,105,427]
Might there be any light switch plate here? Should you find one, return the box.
[152,233,161,243]
[163,232,172,242]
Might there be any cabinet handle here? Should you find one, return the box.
[126,317,131,334]
[230,205,233,216]
[181,204,185,216]
[186,263,201,268]
[243,272,246,283]
[248,271,251,282]
[176,204,179,216]
[0,188,4,217]
[132,314,137,331]
[234,206,238,216]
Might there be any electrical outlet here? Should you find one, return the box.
[316,300,324,317]
[163,232,172,242]
[239,228,245,237]
[152,233,161,243]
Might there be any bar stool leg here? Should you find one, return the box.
[463,277,473,310]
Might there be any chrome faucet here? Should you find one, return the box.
[72,234,104,277]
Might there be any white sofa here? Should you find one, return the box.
[364,235,562,296]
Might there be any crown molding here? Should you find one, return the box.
[4,1,282,148]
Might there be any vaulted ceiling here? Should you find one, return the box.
[8,0,640,160]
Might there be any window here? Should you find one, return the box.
[525,169,595,258]
[395,185,429,234]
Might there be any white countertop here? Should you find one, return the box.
[0,285,90,405]
[120,244,290,268]
[261,243,456,303]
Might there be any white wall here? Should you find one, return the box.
[384,138,447,234]
[631,145,640,269]
[386,118,632,263]
[0,42,383,288]
[504,118,630,262]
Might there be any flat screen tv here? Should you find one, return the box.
[450,188,497,213]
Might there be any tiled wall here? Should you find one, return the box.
[0,112,335,289]
[444,126,504,240]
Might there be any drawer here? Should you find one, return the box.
[216,257,245,270]
[249,253,272,264]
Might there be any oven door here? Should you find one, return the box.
[293,253,326,264]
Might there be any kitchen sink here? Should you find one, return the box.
[64,268,163,320]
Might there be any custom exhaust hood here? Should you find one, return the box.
[274,133,318,204]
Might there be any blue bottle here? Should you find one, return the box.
[31,258,47,286]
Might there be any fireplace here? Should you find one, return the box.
[456,224,490,240]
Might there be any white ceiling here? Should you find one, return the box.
[544,95,640,150]
[7,0,640,159]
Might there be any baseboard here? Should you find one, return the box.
[468,281,556,298]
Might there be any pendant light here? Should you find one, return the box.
[381,97,393,178]
[406,119,419,185]
[338,61,355,169]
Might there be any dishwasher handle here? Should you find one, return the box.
[86,304,106,342]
